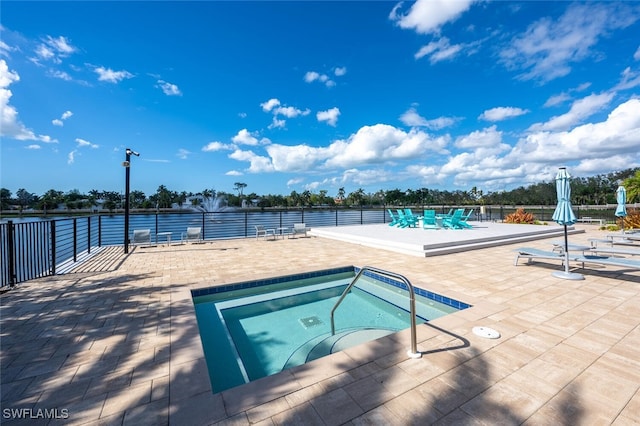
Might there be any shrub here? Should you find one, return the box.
[505,208,536,224]
[618,207,640,231]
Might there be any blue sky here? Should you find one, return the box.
[2,1,640,198]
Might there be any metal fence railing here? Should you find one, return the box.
[0,205,625,287]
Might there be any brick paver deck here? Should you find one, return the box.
[1,224,638,425]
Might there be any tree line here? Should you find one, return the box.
[2,169,639,213]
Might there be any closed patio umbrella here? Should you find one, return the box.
[551,167,584,280]
[615,185,627,233]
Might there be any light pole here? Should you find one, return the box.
[123,148,140,254]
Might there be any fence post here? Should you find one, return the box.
[73,218,77,262]
[98,215,102,247]
[51,221,56,275]
[7,221,16,287]
[87,216,91,254]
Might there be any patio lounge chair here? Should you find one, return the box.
[588,247,640,257]
[459,209,474,228]
[442,209,465,229]
[387,209,401,227]
[397,209,417,228]
[181,226,202,243]
[573,254,640,270]
[131,229,151,246]
[513,247,576,266]
[255,225,276,240]
[422,209,439,230]
[290,223,309,238]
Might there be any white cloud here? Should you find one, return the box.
[49,70,73,81]
[274,105,310,118]
[95,66,134,83]
[454,126,507,151]
[266,144,322,173]
[304,70,336,87]
[0,40,16,58]
[415,37,463,63]
[544,83,592,107]
[261,98,310,129]
[75,138,98,148]
[67,149,77,164]
[0,60,55,142]
[324,124,449,169]
[157,80,182,96]
[202,141,233,152]
[260,98,280,112]
[269,117,286,129]
[334,67,347,76]
[26,144,41,150]
[500,3,639,82]
[232,129,258,146]
[225,170,243,176]
[229,149,274,173]
[177,148,190,159]
[390,0,475,35]
[509,98,640,165]
[634,45,640,61]
[317,107,340,126]
[614,66,640,91]
[52,110,73,126]
[479,107,529,122]
[34,35,76,64]
[399,107,456,130]
[528,92,614,132]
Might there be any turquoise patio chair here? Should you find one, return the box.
[397,209,417,228]
[422,209,439,229]
[388,209,401,227]
[459,209,474,229]
[442,209,465,229]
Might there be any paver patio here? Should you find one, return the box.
[1,223,638,425]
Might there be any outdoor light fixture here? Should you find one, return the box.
[123,147,140,254]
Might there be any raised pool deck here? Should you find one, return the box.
[1,222,638,425]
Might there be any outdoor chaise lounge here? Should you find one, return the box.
[290,223,309,238]
[573,254,640,270]
[132,229,151,246]
[181,226,202,243]
[513,247,575,266]
[514,247,640,272]
[255,225,276,240]
[589,247,640,257]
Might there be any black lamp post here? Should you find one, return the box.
[123,148,140,254]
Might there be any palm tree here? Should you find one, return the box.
[623,170,640,203]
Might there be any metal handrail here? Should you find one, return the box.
[330,266,422,359]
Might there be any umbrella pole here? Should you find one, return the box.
[552,224,584,280]
[564,224,570,274]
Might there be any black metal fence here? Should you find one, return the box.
[0,205,622,287]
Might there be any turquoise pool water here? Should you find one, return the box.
[192,267,469,393]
